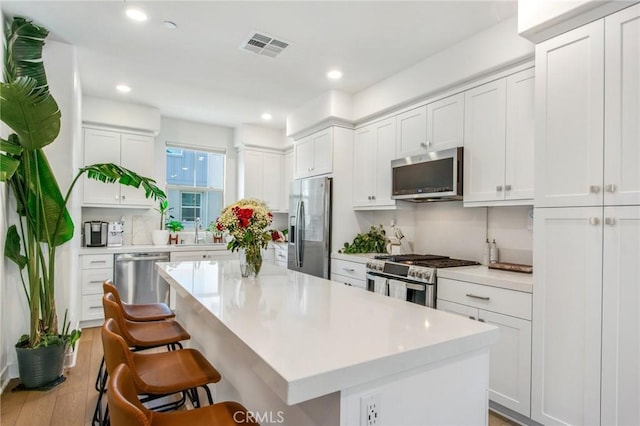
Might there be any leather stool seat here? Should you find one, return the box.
[109,363,258,426]
[103,281,175,322]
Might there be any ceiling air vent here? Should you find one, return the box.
[240,31,289,58]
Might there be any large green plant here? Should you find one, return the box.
[1,17,166,349]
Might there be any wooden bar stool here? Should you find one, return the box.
[103,281,175,322]
[96,281,176,394]
[102,319,223,424]
[94,294,191,426]
[108,363,258,426]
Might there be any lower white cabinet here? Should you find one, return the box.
[170,250,237,262]
[437,278,532,417]
[330,258,366,289]
[80,254,114,322]
[533,206,640,425]
[274,244,288,268]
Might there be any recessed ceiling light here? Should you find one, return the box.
[163,21,177,30]
[261,113,272,120]
[327,69,343,80]
[126,8,148,22]
[116,84,131,93]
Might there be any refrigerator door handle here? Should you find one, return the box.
[298,201,305,268]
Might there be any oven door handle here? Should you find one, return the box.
[406,283,426,291]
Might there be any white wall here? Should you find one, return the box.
[352,16,534,122]
[235,124,287,150]
[1,39,82,384]
[83,96,161,134]
[286,90,353,137]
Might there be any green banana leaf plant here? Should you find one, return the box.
[1,17,166,349]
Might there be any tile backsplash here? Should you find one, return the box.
[82,207,158,246]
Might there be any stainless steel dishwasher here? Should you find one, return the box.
[114,252,170,305]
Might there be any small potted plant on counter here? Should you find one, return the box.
[165,220,184,243]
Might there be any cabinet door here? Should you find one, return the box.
[352,125,376,206]
[262,152,283,212]
[436,299,479,320]
[505,68,535,201]
[601,205,640,426]
[83,128,121,205]
[604,5,640,206]
[427,93,465,152]
[120,133,155,206]
[396,106,426,158]
[480,310,532,418]
[170,251,208,261]
[532,207,603,425]
[535,21,605,207]
[373,118,397,206]
[294,136,313,179]
[241,150,264,200]
[463,79,507,203]
[311,128,333,176]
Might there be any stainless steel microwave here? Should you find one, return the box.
[391,147,463,202]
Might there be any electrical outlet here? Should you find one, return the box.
[360,393,380,426]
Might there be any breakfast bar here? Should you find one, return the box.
[157,260,499,426]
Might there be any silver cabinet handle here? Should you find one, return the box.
[505,185,512,191]
[344,282,352,286]
[90,260,107,264]
[89,306,102,310]
[589,217,601,226]
[89,280,105,284]
[604,217,616,226]
[590,185,601,193]
[466,293,490,301]
[496,185,503,192]
[121,195,126,200]
[343,267,355,273]
[605,184,616,193]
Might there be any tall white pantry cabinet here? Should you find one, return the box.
[532,5,639,426]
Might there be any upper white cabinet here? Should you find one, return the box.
[395,106,426,158]
[353,117,397,209]
[395,94,464,158]
[294,128,333,179]
[535,20,605,207]
[282,150,294,212]
[83,127,155,207]
[426,93,465,152]
[604,5,640,206]
[238,148,283,212]
[464,68,534,206]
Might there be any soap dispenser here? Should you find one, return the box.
[489,239,499,264]
[482,239,490,266]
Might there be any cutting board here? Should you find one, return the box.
[488,262,533,274]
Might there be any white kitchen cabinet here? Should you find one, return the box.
[601,206,640,426]
[80,254,114,323]
[238,148,283,212]
[395,94,464,159]
[604,5,640,206]
[463,68,534,206]
[170,250,236,262]
[330,258,366,289]
[352,117,397,209]
[532,207,603,425]
[282,150,293,212]
[426,93,465,152]
[83,127,155,207]
[437,278,532,418]
[534,20,605,207]
[395,106,426,158]
[274,244,288,268]
[294,128,332,179]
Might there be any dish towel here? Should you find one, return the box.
[373,276,387,295]
[388,279,407,301]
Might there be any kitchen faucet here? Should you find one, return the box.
[195,217,201,244]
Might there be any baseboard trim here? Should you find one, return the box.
[489,401,543,426]
[0,364,10,394]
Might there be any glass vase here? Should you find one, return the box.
[239,245,263,277]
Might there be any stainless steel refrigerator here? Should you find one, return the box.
[288,176,332,278]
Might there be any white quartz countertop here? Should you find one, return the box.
[330,252,379,264]
[157,260,498,405]
[79,243,230,255]
[437,265,533,293]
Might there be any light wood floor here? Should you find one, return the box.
[1,326,518,426]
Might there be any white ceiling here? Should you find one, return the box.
[1,1,518,129]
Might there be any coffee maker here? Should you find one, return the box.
[84,221,108,247]
[107,221,124,247]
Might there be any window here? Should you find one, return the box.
[165,145,225,229]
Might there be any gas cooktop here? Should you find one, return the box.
[373,254,478,268]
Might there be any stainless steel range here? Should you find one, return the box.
[365,254,478,308]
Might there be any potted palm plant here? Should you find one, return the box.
[1,17,166,388]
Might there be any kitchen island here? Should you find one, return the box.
[157,260,499,426]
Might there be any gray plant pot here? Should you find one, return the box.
[15,343,65,389]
